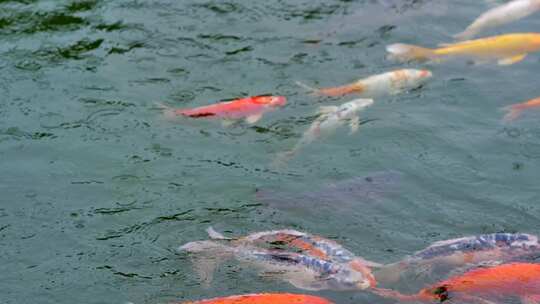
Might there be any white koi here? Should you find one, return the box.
[455,0,540,40]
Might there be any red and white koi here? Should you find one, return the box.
[455,0,540,41]
[297,69,432,98]
[159,95,286,125]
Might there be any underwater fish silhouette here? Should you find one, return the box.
[256,171,402,211]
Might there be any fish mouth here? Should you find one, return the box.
[420,70,432,78]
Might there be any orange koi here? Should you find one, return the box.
[180,293,333,304]
[160,96,286,124]
[374,263,540,303]
[503,97,540,121]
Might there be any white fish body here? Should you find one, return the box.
[301,98,374,145]
[358,69,432,97]
[455,0,540,40]
[273,99,373,166]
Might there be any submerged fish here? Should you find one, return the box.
[207,227,381,287]
[297,69,432,97]
[257,171,402,210]
[159,96,286,125]
[180,230,374,290]
[375,263,540,303]
[275,99,373,164]
[503,96,540,121]
[455,0,540,40]
[375,233,540,283]
[387,33,540,65]
[179,293,334,304]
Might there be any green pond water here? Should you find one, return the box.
[1,0,540,303]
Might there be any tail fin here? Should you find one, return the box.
[206,226,232,240]
[386,43,435,62]
[179,240,232,286]
[154,102,179,120]
[502,104,525,122]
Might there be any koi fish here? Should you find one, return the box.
[387,33,540,65]
[159,96,286,125]
[375,263,540,303]
[503,96,540,121]
[455,0,540,41]
[275,99,373,165]
[375,233,540,284]
[179,293,333,304]
[206,227,381,287]
[180,239,373,290]
[297,69,432,97]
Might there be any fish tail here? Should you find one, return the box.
[178,240,232,285]
[386,43,436,62]
[154,102,179,120]
[206,226,232,240]
[453,28,477,41]
[501,104,526,122]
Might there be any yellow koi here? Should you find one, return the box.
[387,33,540,65]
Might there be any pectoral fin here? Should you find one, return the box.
[245,113,263,124]
[349,116,360,134]
[221,119,237,127]
[318,106,338,114]
[498,54,527,66]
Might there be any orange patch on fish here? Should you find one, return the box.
[181,294,334,304]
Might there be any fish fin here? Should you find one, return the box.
[206,226,232,240]
[295,81,319,94]
[245,113,263,124]
[178,240,231,286]
[221,119,237,127]
[373,263,405,284]
[501,104,525,122]
[271,150,296,169]
[349,116,360,134]
[498,54,527,66]
[386,43,435,62]
[154,102,178,120]
[318,106,338,114]
[453,29,478,41]
[522,295,540,304]
[357,258,384,268]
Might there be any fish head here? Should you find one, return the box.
[253,96,287,108]
[417,69,433,80]
[419,285,449,302]
[326,268,372,290]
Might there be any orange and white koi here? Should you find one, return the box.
[374,263,540,303]
[160,96,286,124]
[387,33,540,65]
[297,69,432,97]
[207,227,381,287]
[180,228,374,290]
[455,0,540,40]
[503,96,540,121]
[179,293,333,304]
[375,233,540,284]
